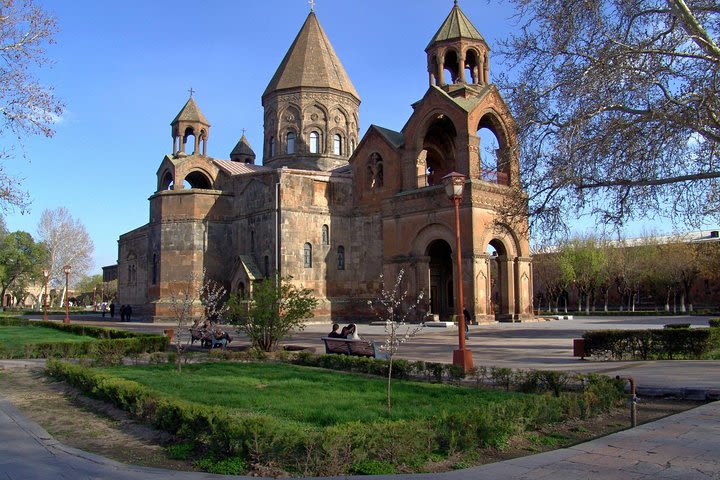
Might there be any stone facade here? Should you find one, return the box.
[116,4,533,323]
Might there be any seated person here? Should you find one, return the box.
[346,323,361,340]
[328,323,343,338]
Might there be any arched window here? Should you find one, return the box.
[337,246,345,270]
[152,254,158,285]
[367,152,384,189]
[322,225,329,245]
[333,134,342,155]
[286,132,295,154]
[270,137,276,157]
[303,243,312,268]
[309,131,319,154]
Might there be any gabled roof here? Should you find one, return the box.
[230,134,255,157]
[370,125,405,149]
[426,1,486,50]
[171,97,210,126]
[238,255,263,281]
[263,12,359,101]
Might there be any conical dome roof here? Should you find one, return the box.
[426,1,486,50]
[263,12,359,101]
[230,134,255,157]
[171,97,210,126]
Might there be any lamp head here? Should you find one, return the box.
[441,171,466,200]
[63,264,71,275]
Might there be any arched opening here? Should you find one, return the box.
[443,50,460,84]
[309,131,320,154]
[183,127,196,154]
[367,153,383,189]
[477,114,511,185]
[333,134,342,155]
[184,171,212,189]
[160,171,174,191]
[426,239,453,319]
[269,136,276,157]
[199,129,208,156]
[303,243,313,268]
[487,240,508,319]
[287,132,295,154]
[465,49,480,84]
[423,115,457,186]
[337,246,345,270]
[238,282,246,299]
[322,225,329,245]
[152,253,158,285]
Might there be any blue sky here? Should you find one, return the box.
[2,0,705,274]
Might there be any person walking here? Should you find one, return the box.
[463,308,471,340]
[109,302,115,318]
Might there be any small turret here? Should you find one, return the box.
[171,94,211,156]
[230,132,256,164]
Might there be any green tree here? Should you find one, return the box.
[227,276,318,352]
[557,237,607,313]
[0,230,47,306]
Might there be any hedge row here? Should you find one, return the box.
[46,360,624,476]
[583,328,720,360]
[709,318,720,328]
[0,318,168,359]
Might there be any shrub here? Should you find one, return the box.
[167,442,194,460]
[349,460,396,475]
[664,324,691,329]
[583,328,719,360]
[709,318,720,328]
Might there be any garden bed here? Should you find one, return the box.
[0,318,168,359]
[46,360,625,476]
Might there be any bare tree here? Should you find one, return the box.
[0,0,63,213]
[498,0,720,239]
[36,207,94,306]
[368,269,427,414]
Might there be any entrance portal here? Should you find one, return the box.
[487,239,508,320]
[427,239,453,320]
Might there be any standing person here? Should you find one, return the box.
[463,308,471,340]
[109,301,115,318]
[101,302,107,318]
[328,323,343,338]
[126,305,132,322]
[120,305,126,322]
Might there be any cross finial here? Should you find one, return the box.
[241,128,247,137]
[188,87,195,98]
[454,0,459,5]
[309,0,315,12]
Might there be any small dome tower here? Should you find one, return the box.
[426,1,490,88]
[171,95,211,157]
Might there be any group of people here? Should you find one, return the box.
[328,323,361,340]
[99,302,132,321]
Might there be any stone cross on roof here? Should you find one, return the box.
[188,87,195,97]
[308,0,315,12]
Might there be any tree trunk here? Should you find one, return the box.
[387,357,394,414]
[680,292,686,313]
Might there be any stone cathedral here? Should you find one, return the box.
[116,2,534,323]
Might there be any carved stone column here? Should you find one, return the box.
[515,256,534,320]
[472,253,492,323]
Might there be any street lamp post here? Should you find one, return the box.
[93,287,96,311]
[442,171,474,372]
[63,264,71,324]
[42,269,49,322]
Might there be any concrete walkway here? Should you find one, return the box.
[1,392,719,479]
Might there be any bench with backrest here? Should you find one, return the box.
[321,337,385,359]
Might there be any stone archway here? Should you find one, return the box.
[426,239,454,320]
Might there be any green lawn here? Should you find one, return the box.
[0,325,99,356]
[101,362,523,427]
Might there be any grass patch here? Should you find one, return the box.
[48,360,624,476]
[0,325,98,357]
[100,362,522,427]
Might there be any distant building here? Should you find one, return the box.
[116,4,533,323]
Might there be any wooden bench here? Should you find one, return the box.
[321,337,386,359]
